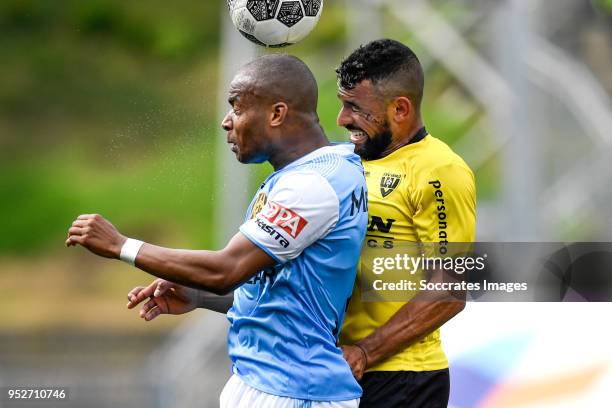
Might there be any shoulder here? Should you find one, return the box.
[402,135,473,182]
[291,145,365,188]
[272,170,340,209]
[303,144,361,173]
[428,136,472,171]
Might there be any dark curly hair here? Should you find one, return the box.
[336,39,424,111]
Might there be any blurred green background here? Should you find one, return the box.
[2,0,611,330]
[0,0,491,333]
[1,0,227,333]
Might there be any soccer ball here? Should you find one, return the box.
[228,0,324,47]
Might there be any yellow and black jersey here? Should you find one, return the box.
[339,132,476,372]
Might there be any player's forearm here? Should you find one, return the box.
[197,289,234,314]
[134,243,234,295]
[357,295,465,368]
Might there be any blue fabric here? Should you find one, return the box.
[227,145,368,401]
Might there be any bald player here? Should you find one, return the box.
[66,54,368,408]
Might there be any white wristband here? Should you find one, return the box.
[120,238,144,266]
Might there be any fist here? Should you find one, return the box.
[66,214,126,259]
[341,344,368,380]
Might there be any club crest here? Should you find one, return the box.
[250,192,268,219]
[380,173,402,197]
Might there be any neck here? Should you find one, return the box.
[268,127,329,171]
[379,119,424,158]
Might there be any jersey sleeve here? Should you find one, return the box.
[412,163,476,244]
[239,171,340,264]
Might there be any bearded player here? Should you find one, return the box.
[336,39,476,407]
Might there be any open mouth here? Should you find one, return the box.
[349,130,369,144]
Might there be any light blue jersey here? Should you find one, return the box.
[228,144,368,401]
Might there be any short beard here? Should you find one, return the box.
[354,124,393,161]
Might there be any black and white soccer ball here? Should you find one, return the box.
[228,0,324,47]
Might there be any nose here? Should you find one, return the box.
[337,106,352,127]
[221,110,232,131]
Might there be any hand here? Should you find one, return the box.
[341,344,368,380]
[127,279,200,321]
[65,214,126,259]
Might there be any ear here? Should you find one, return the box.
[269,102,288,127]
[391,97,412,123]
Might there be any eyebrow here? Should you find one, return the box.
[338,94,360,109]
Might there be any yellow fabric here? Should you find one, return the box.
[339,134,476,372]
